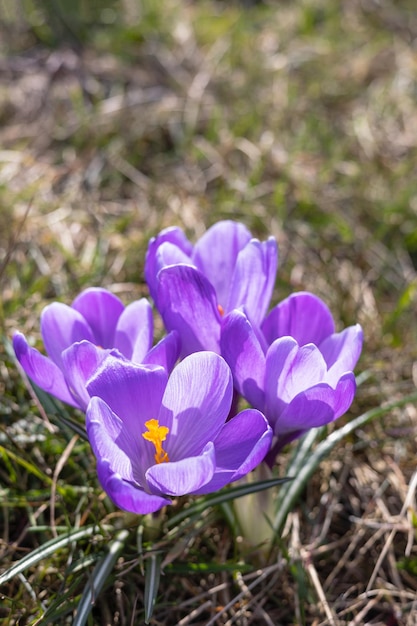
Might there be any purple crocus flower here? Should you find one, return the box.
[220,292,363,454]
[145,221,278,356]
[85,351,273,514]
[13,287,179,410]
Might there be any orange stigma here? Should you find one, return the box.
[217,304,225,317]
[142,419,170,464]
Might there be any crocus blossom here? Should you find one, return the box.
[85,351,273,514]
[13,287,179,410]
[220,292,363,454]
[145,221,278,356]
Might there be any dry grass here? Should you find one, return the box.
[1,0,417,624]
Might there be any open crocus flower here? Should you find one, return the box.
[13,287,179,410]
[145,220,278,356]
[220,292,363,455]
[85,351,273,514]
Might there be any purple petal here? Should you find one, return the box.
[13,331,80,408]
[192,221,252,308]
[262,292,335,347]
[86,357,168,440]
[145,227,193,303]
[321,324,363,384]
[228,237,278,327]
[150,241,195,310]
[114,298,153,362]
[264,337,299,428]
[220,309,266,410]
[276,386,334,434]
[158,352,233,459]
[71,288,124,348]
[267,339,327,403]
[145,442,216,496]
[194,409,273,494]
[86,396,138,482]
[41,302,95,369]
[96,459,171,514]
[328,371,357,419]
[157,265,221,356]
[61,341,119,410]
[275,372,357,435]
[143,330,180,373]
[156,240,194,267]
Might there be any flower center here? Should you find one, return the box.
[142,419,170,464]
[217,304,225,316]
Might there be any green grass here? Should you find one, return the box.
[1,0,417,623]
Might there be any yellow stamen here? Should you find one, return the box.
[217,304,225,317]
[142,419,170,464]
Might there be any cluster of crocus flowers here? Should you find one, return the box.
[221,292,363,461]
[13,288,180,410]
[145,221,278,356]
[13,220,363,515]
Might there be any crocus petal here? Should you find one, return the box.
[227,237,278,327]
[158,352,233,459]
[143,330,180,373]
[86,356,168,442]
[86,396,138,482]
[327,371,357,419]
[61,341,119,410]
[321,324,363,384]
[145,227,193,303]
[220,309,266,410]
[268,339,328,403]
[276,386,334,434]
[145,442,216,496]
[263,337,298,428]
[156,240,194,268]
[114,298,153,362]
[150,241,195,310]
[264,338,329,430]
[262,292,335,347]
[71,288,124,348]
[276,372,356,435]
[157,265,221,356]
[13,332,79,408]
[96,459,171,514]
[194,409,273,494]
[41,303,95,369]
[192,221,252,308]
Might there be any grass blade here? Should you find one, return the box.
[144,552,162,624]
[273,390,417,534]
[0,525,107,586]
[73,529,129,626]
[166,476,291,530]
[0,444,64,491]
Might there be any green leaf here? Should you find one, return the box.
[73,529,129,626]
[144,552,162,624]
[35,567,92,625]
[166,476,291,530]
[0,525,108,586]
